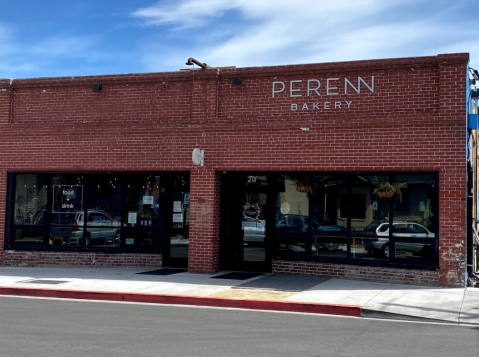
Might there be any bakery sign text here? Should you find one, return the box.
[271,76,374,111]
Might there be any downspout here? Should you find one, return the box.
[467,161,474,284]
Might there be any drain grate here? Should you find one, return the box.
[18,279,68,285]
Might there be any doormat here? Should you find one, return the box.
[137,268,187,276]
[235,275,330,292]
[211,272,264,280]
[18,279,68,285]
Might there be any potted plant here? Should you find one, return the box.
[373,181,407,201]
[291,176,318,195]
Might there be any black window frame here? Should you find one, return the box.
[268,171,439,269]
[5,171,189,254]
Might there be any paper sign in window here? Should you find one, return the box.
[173,213,183,223]
[143,196,154,205]
[173,201,182,212]
[128,212,137,224]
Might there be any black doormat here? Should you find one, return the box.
[19,279,68,285]
[211,272,264,280]
[137,268,187,276]
[235,275,330,291]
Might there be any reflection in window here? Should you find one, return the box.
[276,176,309,255]
[391,175,436,262]
[9,172,173,251]
[350,175,389,261]
[310,176,347,258]
[14,174,48,225]
[273,173,438,265]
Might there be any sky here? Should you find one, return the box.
[0,0,478,80]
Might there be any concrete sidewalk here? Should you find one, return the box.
[0,266,477,325]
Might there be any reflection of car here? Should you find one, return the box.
[276,214,346,251]
[51,212,76,245]
[51,210,121,246]
[242,217,265,243]
[362,221,434,258]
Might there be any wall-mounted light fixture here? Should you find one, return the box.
[92,84,102,92]
[232,77,242,85]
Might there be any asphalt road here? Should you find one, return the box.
[0,296,477,357]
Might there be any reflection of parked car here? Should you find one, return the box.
[362,221,434,258]
[276,214,346,251]
[51,210,121,246]
[242,217,265,244]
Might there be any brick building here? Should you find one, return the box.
[1,53,477,287]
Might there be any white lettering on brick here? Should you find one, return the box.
[272,81,285,98]
[290,80,302,97]
[344,76,374,94]
[326,78,339,95]
[307,79,321,96]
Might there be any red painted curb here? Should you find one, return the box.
[0,286,361,317]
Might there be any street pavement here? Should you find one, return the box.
[0,266,477,325]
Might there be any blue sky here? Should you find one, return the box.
[1,0,478,79]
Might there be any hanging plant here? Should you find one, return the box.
[290,176,319,195]
[373,181,407,202]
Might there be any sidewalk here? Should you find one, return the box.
[0,266,477,325]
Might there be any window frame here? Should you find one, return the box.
[5,171,189,253]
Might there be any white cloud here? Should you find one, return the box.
[131,0,242,29]
[28,35,98,58]
[132,0,478,71]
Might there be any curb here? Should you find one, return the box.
[0,286,361,317]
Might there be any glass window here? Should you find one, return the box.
[124,175,161,228]
[391,174,436,262]
[14,174,48,226]
[8,172,170,252]
[275,175,310,255]
[49,174,84,247]
[310,176,348,258]
[84,175,123,248]
[350,175,389,261]
[12,228,44,245]
[169,191,190,258]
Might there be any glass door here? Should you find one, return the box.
[241,191,268,267]
[163,174,190,268]
[219,173,272,272]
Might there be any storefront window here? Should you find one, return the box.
[7,172,181,252]
[271,173,438,266]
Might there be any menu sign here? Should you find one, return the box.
[52,185,83,212]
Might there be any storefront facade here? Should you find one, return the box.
[0,53,474,286]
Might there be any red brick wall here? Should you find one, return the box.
[0,54,469,285]
[3,250,161,267]
[272,260,439,286]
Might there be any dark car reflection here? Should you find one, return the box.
[276,214,346,251]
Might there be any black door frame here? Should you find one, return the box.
[219,172,275,272]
